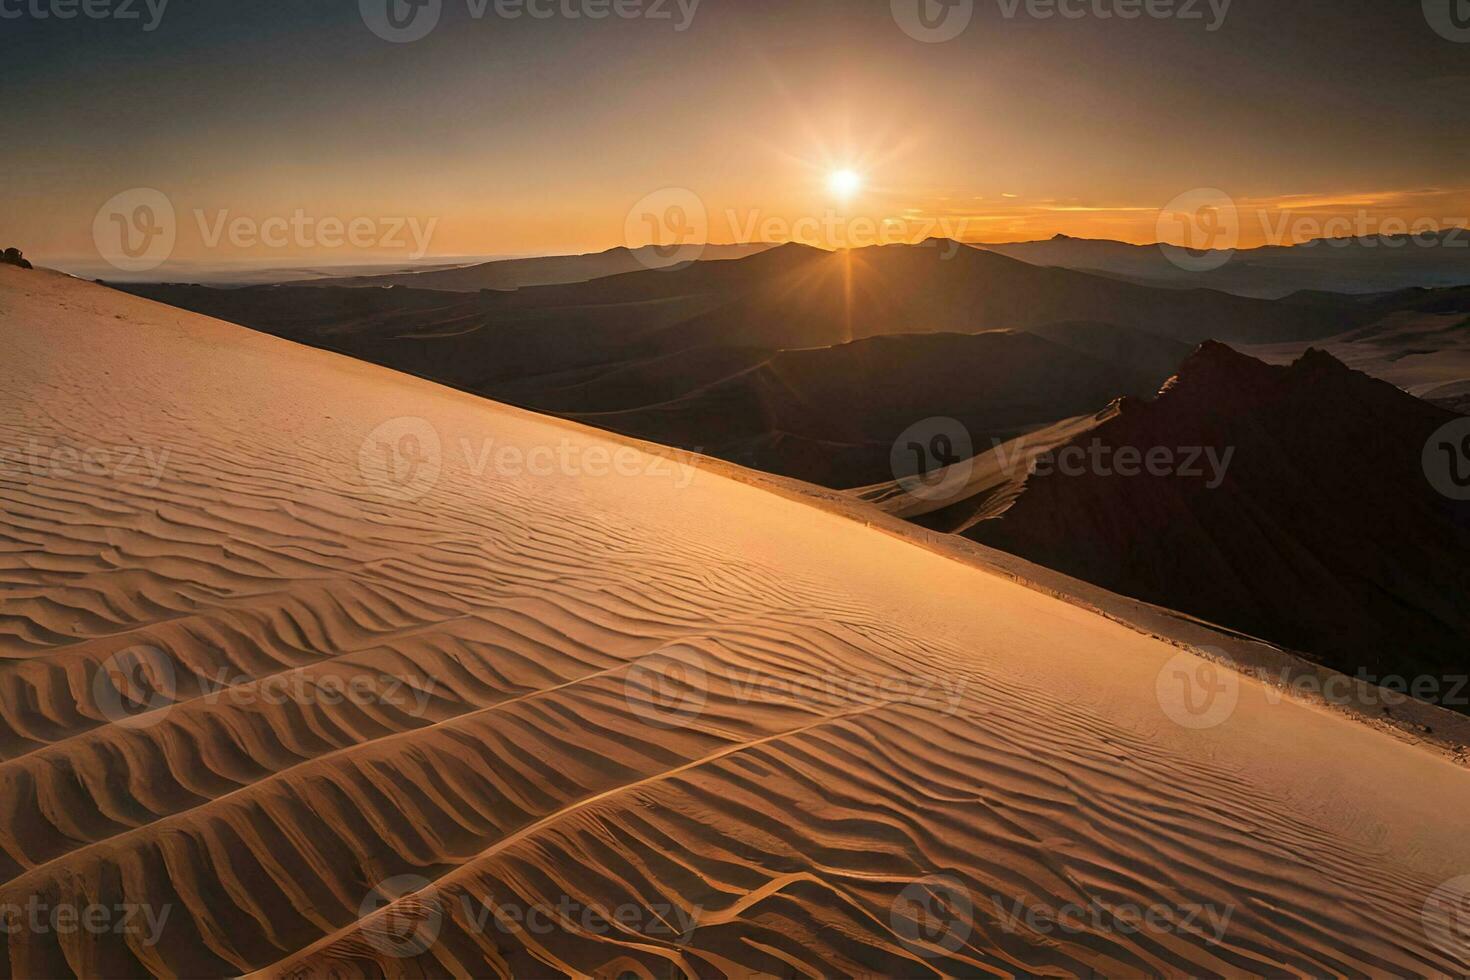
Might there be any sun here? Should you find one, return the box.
[827,169,863,200]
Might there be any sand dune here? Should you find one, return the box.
[3,266,1470,977]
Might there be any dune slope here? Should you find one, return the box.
[2,267,1469,977]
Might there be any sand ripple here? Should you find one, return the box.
[1,269,1467,978]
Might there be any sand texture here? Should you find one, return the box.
[2,267,1468,978]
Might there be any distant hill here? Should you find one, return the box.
[308,243,775,291]
[119,241,1362,384]
[980,230,1470,299]
[621,240,1356,352]
[546,330,1176,488]
[116,241,1370,487]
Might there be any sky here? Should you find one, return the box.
[3,0,1468,276]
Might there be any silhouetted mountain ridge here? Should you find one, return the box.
[902,343,1470,685]
[310,242,776,292]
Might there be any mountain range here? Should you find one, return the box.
[118,238,1358,380]
[306,243,775,291]
[980,230,1470,299]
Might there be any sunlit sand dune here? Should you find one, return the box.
[2,266,1469,978]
